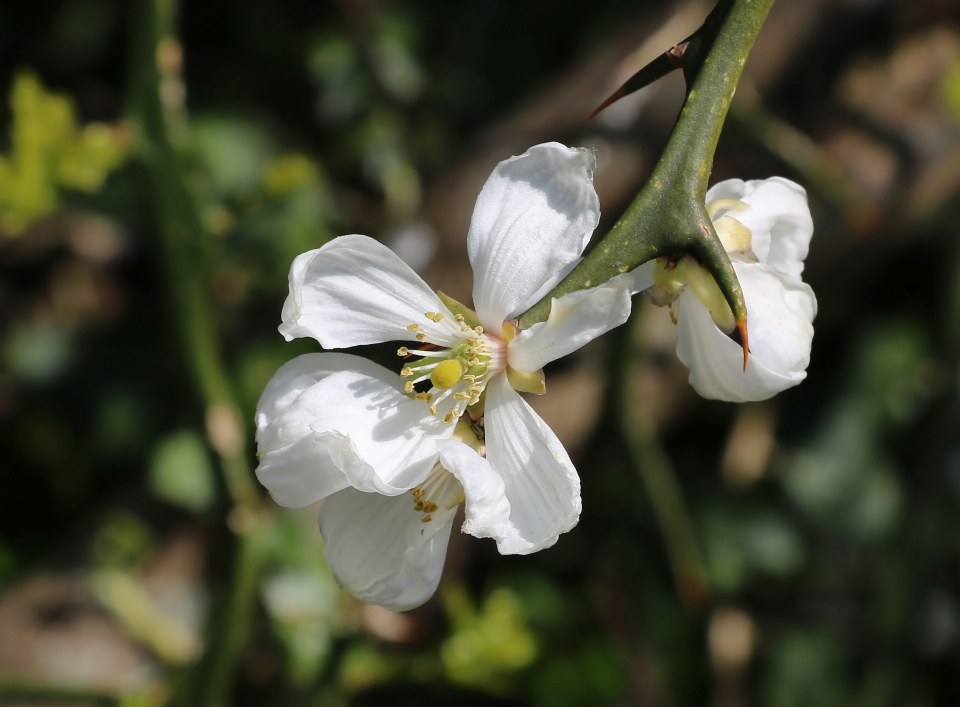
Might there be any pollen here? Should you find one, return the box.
[425,311,444,323]
[430,359,463,390]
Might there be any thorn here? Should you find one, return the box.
[587,87,625,120]
[737,315,750,371]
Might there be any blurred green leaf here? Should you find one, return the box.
[702,505,806,593]
[0,70,127,235]
[763,628,848,707]
[441,585,537,692]
[148,430,216,513]
[91,512,154,569]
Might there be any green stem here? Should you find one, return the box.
[127,1,262,705]
[518,0,775,331]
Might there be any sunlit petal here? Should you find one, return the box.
[318,487,456,611]
[675,263,817,402]
[279,235,458,348]
[482,375,581,554]
[436,440,524,553]
[508,274,634,372]
[255,354,447,505]
[468,143,600,327]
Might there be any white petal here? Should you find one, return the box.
[279,235,457,349]
[630,260,657,294]
[436,440,523,553]
[255,353,447,506]
[508,273,634,372]
[468,143,600,328]
[675,263,817,402]
[482,375,582,554]
[706,177,813,279]
[318,487,456,611]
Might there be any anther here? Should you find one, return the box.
[401,366,414,377]
[404,381,415,394]
[397,346,409,356]
[416,333,427,342]
[407,323,420,333]
[425,312,444,323]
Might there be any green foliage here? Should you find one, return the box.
[0,71,127,235]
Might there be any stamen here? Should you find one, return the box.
[397,346,409,357]
[411,465,465,522]
[407,323,420,333]
[425,311,444,323]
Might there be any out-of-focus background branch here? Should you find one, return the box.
[2,1,960,705]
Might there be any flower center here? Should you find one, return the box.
[411,463,465,523]
[398,309,506,424]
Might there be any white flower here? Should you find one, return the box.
[256,143,634,610]
[653,177,817,402]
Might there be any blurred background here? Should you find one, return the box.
[2,0,960,705]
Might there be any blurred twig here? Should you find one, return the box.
[617,315,711,612]
[126,0,264,705]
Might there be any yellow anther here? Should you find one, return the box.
[455,314,465,323]
[430,359,464,390]
[404,381,415,394]
[416,333,427,342]
[474,325,484,334]
[401,366,414,377]
[421,514,433,523]
[397,346,409,356]
[425,312,444,323]
[407,323,420,333]
[443,410,457,424]
[428,405,437,416]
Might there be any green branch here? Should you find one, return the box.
[518,0,776,333]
